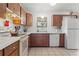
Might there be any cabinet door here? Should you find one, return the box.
[30,34,49,47]
[8,3,15,12]
[30,34,42,46]
[59,34,65,47]
[21,7,26,25]
[26,13,32,26]
[14,3,20,16]
[53,15,62,26]
[0,3,6,18]
[8,3,20,16]
[0,50,3,56]
[42,34,49,46]
[50,34,59,46]
[9,50,19,56]
[4,41,19,56]
[28,35,31,47]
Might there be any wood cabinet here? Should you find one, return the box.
[0,3,7,18]
[30,34,49,47]
[26,13,32,26]
[52,15,63,27]
[28,35,31,47]
[8,3,20,16]
[59,34,65,47]
[9,50,19,56]
[21,7,26,25]
[4,41,19,56]
[0,50,3,56]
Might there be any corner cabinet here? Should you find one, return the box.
[0,3,7,18]
[26,13,32,26]
[8,3,20,16]
[52,15,63,27]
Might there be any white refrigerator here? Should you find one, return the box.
[67,16,79,49]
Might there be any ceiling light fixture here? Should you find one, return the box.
[49,3,56,6]
[41,16,44,18]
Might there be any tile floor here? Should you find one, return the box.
[28,47,79,56]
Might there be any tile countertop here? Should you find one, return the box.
[0,32,65,50]
[31,32,65,34]
[0,32,31,50]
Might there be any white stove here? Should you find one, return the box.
[19,35,29,56]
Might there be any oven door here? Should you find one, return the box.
[20,36,28,56]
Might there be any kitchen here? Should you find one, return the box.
[0,3,79,56]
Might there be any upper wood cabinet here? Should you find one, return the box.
[0,3,7,18]
[52,15,63,27]
[26,13,32,26]
[8,3,20,16]
[21,7,26,25]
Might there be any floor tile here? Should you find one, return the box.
[28,47,79,56]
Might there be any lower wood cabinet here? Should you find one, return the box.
[30,34,49,47]
[28,35,31,47]
[59,34,65,47]
[0,40,19,56]
[4,41,19,56]
[9,50,19,56]
[29,33,65,47]
[0,50,3,56]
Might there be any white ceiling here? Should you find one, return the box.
[21,3,79,13]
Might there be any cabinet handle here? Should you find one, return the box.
[13,8,15,10]
[13,47,16,49]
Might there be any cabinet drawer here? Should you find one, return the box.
[0,50,3,56]
[4,41,19,56]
